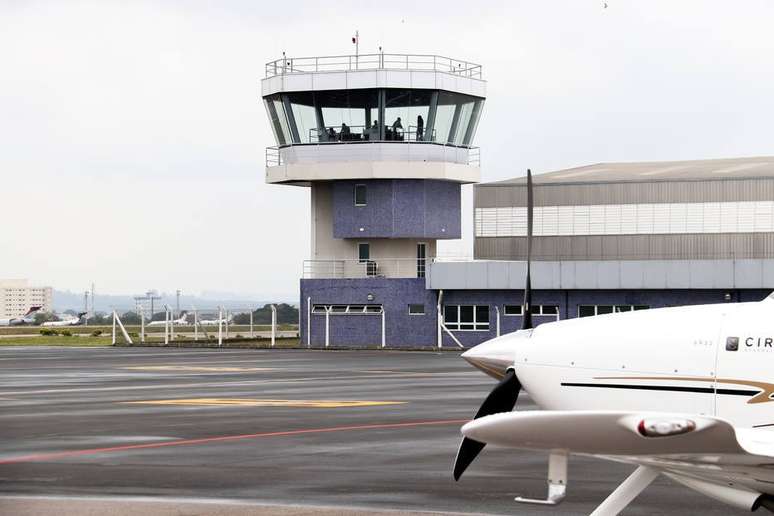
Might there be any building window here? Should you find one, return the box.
[444,305,489,331]
[504,304,523,316]
[475,201,774,238]
[578,305,649,318]
[417,243,427,278]
[504,304,559,319]
[354,184,367,206]
[312,304,383,315]
[358,243,370,262]
[408,304,425,315]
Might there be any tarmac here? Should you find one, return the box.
[0,346,752,515]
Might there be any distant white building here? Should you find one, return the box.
[0,279,53,318]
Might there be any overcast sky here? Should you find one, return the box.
[2,0,773,300]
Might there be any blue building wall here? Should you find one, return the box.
[332,179,461,239]
[300,278,438,347]
[300,280,771,349]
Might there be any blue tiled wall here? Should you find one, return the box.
[299,280,770,349]
[300,278,438,347]
[332,179,461,239]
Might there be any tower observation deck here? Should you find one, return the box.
[261,52,486,347]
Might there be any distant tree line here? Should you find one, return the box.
[232,304,298,325]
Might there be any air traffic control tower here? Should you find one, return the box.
[262,53,485,347]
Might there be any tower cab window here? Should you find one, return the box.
[355,184,367,206]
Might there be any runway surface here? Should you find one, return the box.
[0,346,751,515]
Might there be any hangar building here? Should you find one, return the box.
[261,53,774,348]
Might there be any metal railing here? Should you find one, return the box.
[266,146,281,166]
[310,125,435,143]
[303,258,428,279]
[265,53,483,79]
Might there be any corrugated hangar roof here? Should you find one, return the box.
[486,156,774,186]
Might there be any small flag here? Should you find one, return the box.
[352,36,357,44]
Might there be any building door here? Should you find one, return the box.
[417,243,426,278]
[358,243,375,276]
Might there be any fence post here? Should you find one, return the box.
[218,306,223,347]
[225,310,229,340]
[112,310,116,345]
[325,306,330,348]
[271,304,277,347]
[194,309,199,341]
[250,309,254,339]
[307,297,311,348]
[437,289,444,348]
[140,306,145,343]
[381,307,386,348]
[495,305,501,337]
[164,306,169,345]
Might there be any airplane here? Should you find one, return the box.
[453,169,774,515]
[41,312,88,327]
[147,311,189,327]
[198,312,233,326]
[0,306,42,326]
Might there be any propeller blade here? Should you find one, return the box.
[453,369,521,480]
[521,168,534,331]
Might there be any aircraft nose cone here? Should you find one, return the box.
[462,336,518,380]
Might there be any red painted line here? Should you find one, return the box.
[0,419,468,465]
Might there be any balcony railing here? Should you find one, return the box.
[303,258,429,279]
[265,54,482,79]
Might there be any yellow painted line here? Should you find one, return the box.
[122,398,406,408]
[122,366,273,372]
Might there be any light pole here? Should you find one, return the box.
[176,289,181,318]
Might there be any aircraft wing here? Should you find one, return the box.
[462,410,774,458]
[463,411,774,511]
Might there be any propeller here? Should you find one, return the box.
[453,168,534,481]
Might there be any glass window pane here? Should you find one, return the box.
[504,305,522,316]
[408,304,424,315]
[475,305,489,323]
[614,305,632,312]
[272,98,292,145]
[384,89,410,141]
[578,305,595,318]
[358,243,370,261]
[264,96,288,146]
[355,184,367,206]
[444,305,458,323]
[597,305,613,315]
[460,305,474,323]
[384,89,432,142]
[634,305,649,311]
[542,305,558,314]
[285,91,317,143]
[462,99,484,146]
[433,91,457,144]
[316,89,378,142]
[451,100,475,145]
[530,304,540,315]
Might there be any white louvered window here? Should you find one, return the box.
[475,201,774,237]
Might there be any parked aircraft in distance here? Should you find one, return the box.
[0,307,42,326]
[454,170,774,514]
[41,312,88,327]
[198,313,233,326]
[147,311,190,327]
